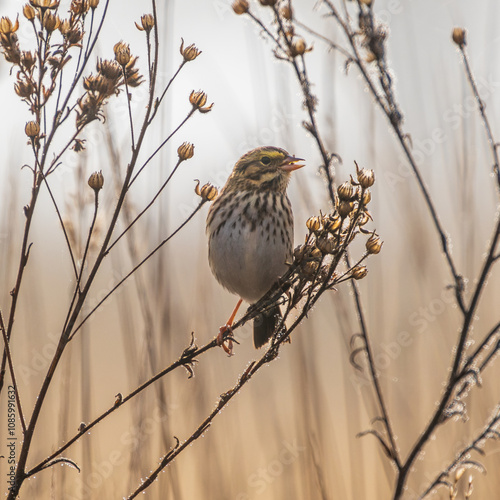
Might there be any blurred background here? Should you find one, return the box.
[0,0,499,498]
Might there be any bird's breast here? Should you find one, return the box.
[207,190,293,303]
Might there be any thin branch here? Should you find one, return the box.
[0,312,26,433]
[69,200,206,339]
[459,44,500,190]
[128,107,196,187]
[107,157,184,253]
[26,332,218,478]
[419,406,500,499]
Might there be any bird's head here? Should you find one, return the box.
[227,146,304,192]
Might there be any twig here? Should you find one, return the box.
[459,44,500,190]
[0,312,26,433]
[69,200,206,339]
[107,157,184,252]
[419,406,500,499]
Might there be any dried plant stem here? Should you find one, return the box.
[127,289,324,499]
[346,254,400,467]
[241,1,399,469]
[459,45,500,189]
[322,0,466,314]
[26,332,218,478]
[69,200,206,339]
[107,158,183,251]
[38,171,78,278]
[0,311,26,433]
[128,107,196,187]
[419,407,500,498]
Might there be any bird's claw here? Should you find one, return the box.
[217,325,234,356]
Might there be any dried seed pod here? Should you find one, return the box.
[189,90,213,112]
[366,232,382,254]
[290,38,306,57]
[23,5,36,21]
[323,214,341,232]
[135,14,154,33]
[177,142,194,160]
[338,200,354,218]
[356,164,375,188]
[195,180,218,201]
[452,27,466,47]
[88,170,104,192]
[180,38,201,62]
[316,234,336,255]
[280,5,292,20]
[301,260,319,279]
[232,0,249,14]
[25,120,40,138]
[113,41,131,66]
[306,216,322,233]
[360,188,371,205]
[338,181,355,201]
[351,266,368,280]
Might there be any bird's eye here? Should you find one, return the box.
[261,156,271,165]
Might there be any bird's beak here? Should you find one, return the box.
[280,155,305,172]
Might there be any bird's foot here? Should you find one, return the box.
[217,325,239,356]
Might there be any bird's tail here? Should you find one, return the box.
[253,304,281,349]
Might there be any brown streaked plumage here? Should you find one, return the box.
[207,146,304,348]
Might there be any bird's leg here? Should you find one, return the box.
[218,298,242,355]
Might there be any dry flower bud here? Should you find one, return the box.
[97,58,122,80]
[452,27,466,47]
[356,165,375,188]
[30,0,60,8]
[316,234,336,255]
[189,90,213,112]
[21,50,36,69]
[15,79,34,98]
[42,11,60,32]
[136,14,154,33]
[323,214,341,232]
[301,260,319,279]
[232,0,249,14]
[357,213,370,226]
[352,266,368,280]
[189,89,207,108]
[89,0,99,9]
[366,232,382,254]
[306,216,322,233]
[177,142,194,161]
[23,4,36,21]
[360,188,371,205]
[280,6,292,20]
[72,138,85,152]
[259,0,277,5]
[288,37,312,57]
[195,181,218,201]
[338,181,355,201]
[180,38,201,62]
[114,41,131,66]
[0,16,19,34]
[25,120,40,138]
[71,0,89,15]
[88,170,104,191]
[338,200,354,218]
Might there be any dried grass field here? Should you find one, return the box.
[0,1,499,499]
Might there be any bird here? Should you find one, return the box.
[206,146,304,350]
